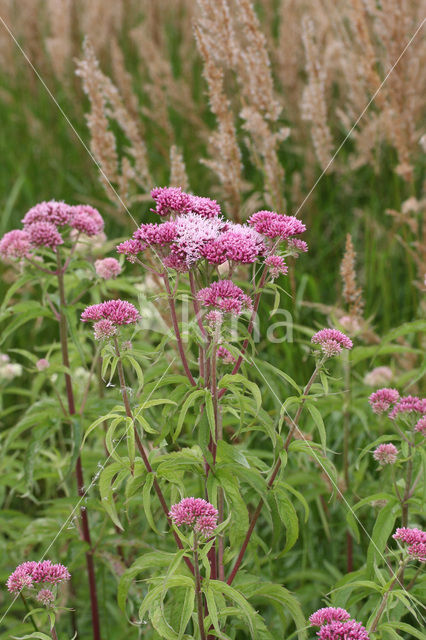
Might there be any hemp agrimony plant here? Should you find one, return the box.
[1,189,424,640]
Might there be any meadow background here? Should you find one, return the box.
[0,1,424,639]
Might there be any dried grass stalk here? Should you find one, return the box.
[169,146,189,191]
[301,16,333,172]
[340,234,364,318]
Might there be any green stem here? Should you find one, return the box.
[401,445,413,528]
[20,593,38,632]
[227,358,324,585]
[193,534,207,640]
[369,561,407,633]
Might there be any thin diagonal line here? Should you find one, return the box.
[249,16,425,286]
[246,354,426,622]
[0,16,139,229]
[0,357,176,626]
[294,17,425,218]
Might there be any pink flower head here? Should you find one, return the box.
[248,210,306,240]
[95,257,122,280]
[265,254,288,279]
[36,589,55,607]
[134,221,177,247]
[373,443,398,465]
[116,238,144,262]
[414,416,426,435]
[169,497,218,537]
[6,560,70,593]
[172,214,223,265]
[81,300,140,326]
[163,252,189,272]
[93,319,118,341]
[388,395,426,420]
[364,366,393,387]
[205,310,224,329]
[309,607,351,627]
[217,346,236,364]
[22,200,73,228]
[27,221,63,249]
[311,328,353,358]
[393,527,426,562]
[70,205,104,237]
[36,358,49,371]
[6,563,35,592]
[211,225,265,265]
[317,619,369,640]
[368,388,400,414]
[188,194,221,218]
[0,230,31,260]
[198,280,253,316]
[151,186,192,216]
[287,238,308,254]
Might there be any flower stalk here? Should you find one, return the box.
[56,251,101,640]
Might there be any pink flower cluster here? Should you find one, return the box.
[248,210,306,240]
[309,608,351,626]
[198,280,253,316]
[151,187,221,218]
[201,225,265,265]
[95,257,122,280]
[311,328,353,358]
[388,395,426,421]
[0,201,104,259]
[393,527,426,562]
[217,346,236,364]
[265,254,288,279]
[368,388,400,414]
[6,560,70,593]
[309,608,369,640]
[37,589,55,607]
[169,497,218,537]
[81,300,140,326]
[415,416,426,435]
[0,229,32,260]
[117,188,307,271]
[373,443,398,465]
[81,300,140,340]
[317,620,370,640]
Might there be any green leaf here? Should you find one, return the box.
[367,502,398,577]
[379,622,426,640]
[174,389,205,441]
[204,391,216,443]
[177,588,195,639]
[143,472,160,533]
[305,402,327,452]
[208,580,257,638]
[219,374,262,412]
[273,486,299,554]
[99,462,126,530]
[118,552,177,612]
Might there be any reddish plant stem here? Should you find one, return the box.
[217,265,269,400]
[162,273,196,387]
[113,338,195,576]
[51,627,59,640]
[56,255,101,640]
[227,360,323,585]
